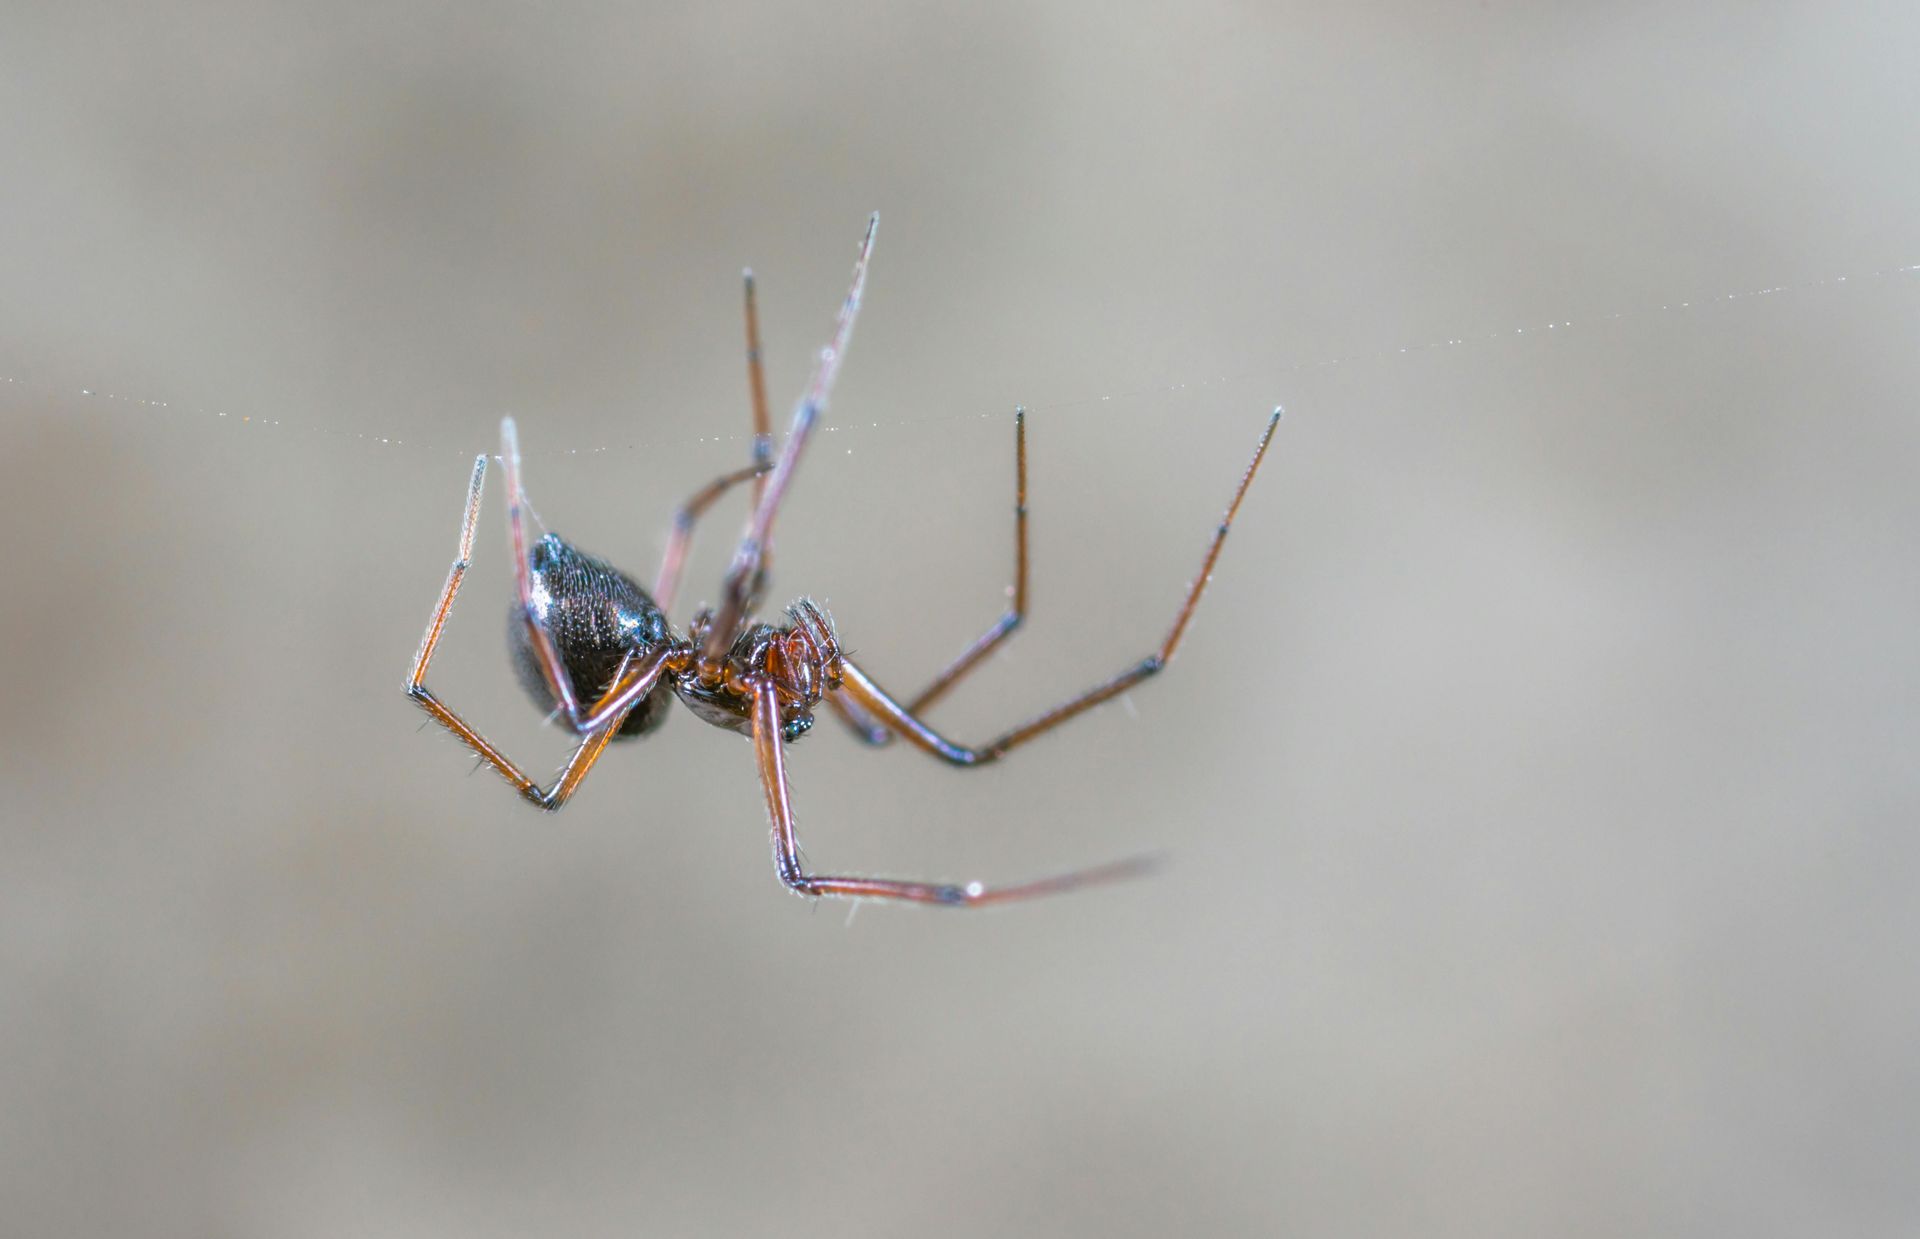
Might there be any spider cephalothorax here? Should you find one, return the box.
[678,599,839,742]
[405,215,1282,907]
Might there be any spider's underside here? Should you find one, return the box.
[406,215,1282,907]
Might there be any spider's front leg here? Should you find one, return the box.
[826,404,1030,748]
[751,684,1156,906]
[404,450,667,810]
[828,408,1282,768]
[703,214,878,660]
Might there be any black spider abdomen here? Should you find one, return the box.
[507,533,674,738]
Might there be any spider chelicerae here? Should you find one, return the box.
[405,215,1281,907]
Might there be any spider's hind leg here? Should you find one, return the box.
[501,419,683,736]
[499,417,577,722]
[405,448,670,809]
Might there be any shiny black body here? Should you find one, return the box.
[508,534,675,738]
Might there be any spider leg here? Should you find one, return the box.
[830,408,1282,767]
[752,684,1157,906]
[827,405,1030,746]
[494,417,671,734]
[652,461,770,617]
[499,415,586,727]
[405,451,669,809]
[651,265,786,618]
[825,690,893,746]
[744,267,773,508]
[704,214,878,659]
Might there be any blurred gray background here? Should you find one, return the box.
[3,3,1917,1236]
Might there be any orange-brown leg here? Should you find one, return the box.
[825,690,893,746]
[498,416,585,727]
[652,462,768,617]
[744,267,773,508]
[832,407,1282,767]
[405,451,667,809]
[753,685,1156,905]
[654,267,784,619]
[705,214,879,659]
[493,417,675,735]
[828,404,1030,746]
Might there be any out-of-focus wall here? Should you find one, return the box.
[3,4,1917,1236]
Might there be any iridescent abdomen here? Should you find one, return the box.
[507,533,674,738]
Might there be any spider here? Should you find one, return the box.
[405,214,1281,907]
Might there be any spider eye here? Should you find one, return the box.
[781,715,814,743]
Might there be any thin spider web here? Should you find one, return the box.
[5,254,1914,461]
